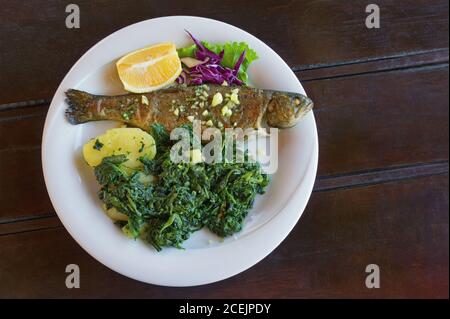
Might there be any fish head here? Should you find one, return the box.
[265,92,313,128]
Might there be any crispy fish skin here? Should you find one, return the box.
[65,85,313,131]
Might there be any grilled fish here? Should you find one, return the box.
[65,84,313,131]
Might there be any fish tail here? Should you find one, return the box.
[65,89,95,124]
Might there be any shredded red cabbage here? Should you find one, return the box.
[177,31,246,86]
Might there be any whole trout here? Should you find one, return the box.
[65,84,313,131]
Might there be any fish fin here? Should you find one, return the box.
[65,89,94,124]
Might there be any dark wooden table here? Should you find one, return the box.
[0,0,448,298]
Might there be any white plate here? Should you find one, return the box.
[42,16,318,287]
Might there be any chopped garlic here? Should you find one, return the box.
[206,120,213,127]
[221,81,228,86]
[221,105,230,116]
[202,110,209,116]
[141,95,149,105]
[173,108,179,116]
[211,92,223,107]
[230,92,240,104]
[187,115,195,122]
[224,100,235,109]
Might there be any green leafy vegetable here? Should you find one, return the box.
[93,124,269,251]
[94,155,128,185]
[93,139,104,151]
[177,44,197,59]
[221,42,259,84]
[149,123,170,152]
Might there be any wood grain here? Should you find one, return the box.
[299,49,449,82]
[305,64,449,176]
[0,108,53,222]
[314,161,449,192]
[0,0,448,104]
[0,216,60,236]
[0,174,447,298]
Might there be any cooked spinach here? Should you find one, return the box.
[93,139,104,150]
[93,124,269,251]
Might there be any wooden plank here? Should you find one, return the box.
[0,148,54,221]
[299,49,449,82]
[0,0,448,104]
[0,100,49,113]
[0,216,60,236]
[0,174,447,298]
[314,161,449,192]
[0,64,448,223]
[0,109,45,152]
[0,108,53,221]
[0,104,48,121]
[304,64,449,176]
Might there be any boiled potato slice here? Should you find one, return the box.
[83,128,156,168]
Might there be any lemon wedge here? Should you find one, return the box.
[116,42,181,93]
